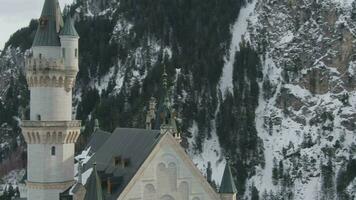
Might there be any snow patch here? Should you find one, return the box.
[219,0,257,96]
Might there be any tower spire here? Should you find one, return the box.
[158,64,182,143]
[33,0,64,47]
[219,160,237,200]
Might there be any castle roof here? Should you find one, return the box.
[60,15,79,37]
[83,128,162,200]
[219,162,237,194]
[33,0,64,47]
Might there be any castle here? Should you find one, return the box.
[19,0,238,200]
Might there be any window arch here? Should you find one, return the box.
[144,184,156,200]
[51,146,56,156]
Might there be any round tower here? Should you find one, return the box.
[21,1,81,200]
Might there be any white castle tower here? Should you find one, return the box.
[21,0,81,199]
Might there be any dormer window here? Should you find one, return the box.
[114,156,121,166]
[114,156,130,168]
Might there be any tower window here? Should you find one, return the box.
[62,48,66,58]
[51,146,56,156]
[37,115,41,121]
[39,54,42,59]
[75,48,78,58]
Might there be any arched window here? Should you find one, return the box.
[39,54,42,59]
[37,114,41,121]
[144,184,156,200]
[51,146,56,156]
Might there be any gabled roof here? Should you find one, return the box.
[83,128,162,200]
[33,0,64,47]
[60,15,79,37]
[86,128,111,153]
[219,163,237,194]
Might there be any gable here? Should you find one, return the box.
[118,133,221,200]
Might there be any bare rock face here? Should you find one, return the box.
[247,0,356,198]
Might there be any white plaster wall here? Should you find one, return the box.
[28,187,62,200]
[30,87,72,121]
[27,144,74,183]
[122,141,217,200]
[32,46,62,59]
[60,37,79,71]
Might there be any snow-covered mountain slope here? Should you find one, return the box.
[0,0,355,199]
[228,0,356,199]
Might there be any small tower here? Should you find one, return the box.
[219,162,237,200]
[21,0,81,200]
[159,65,182,143]
[60,14,80,92]
[146,97,157,130]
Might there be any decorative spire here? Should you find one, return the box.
[33,0,64,47]
[158,64,182,143]
[219,160,237,194]
[162,64,168,92]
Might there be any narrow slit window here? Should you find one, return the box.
[51,146,56,156]
[75,48,78,58]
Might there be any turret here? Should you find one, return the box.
[219,162,237,200]
[60,15,79,75]
[60,15,79,93]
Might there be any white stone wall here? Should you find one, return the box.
[30,87,72,121]
[27,144,74,183]
[32,46,62,59]
[60,36,79,72]
[28,188,63,200]
[121,139,219,200]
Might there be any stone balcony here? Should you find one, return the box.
[26,57,65,72]
[21,120,81,144]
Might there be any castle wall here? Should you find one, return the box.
[119,135,220,200]
[30,87,72,121]
[32,46,62,59]
[27,144,74,183]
